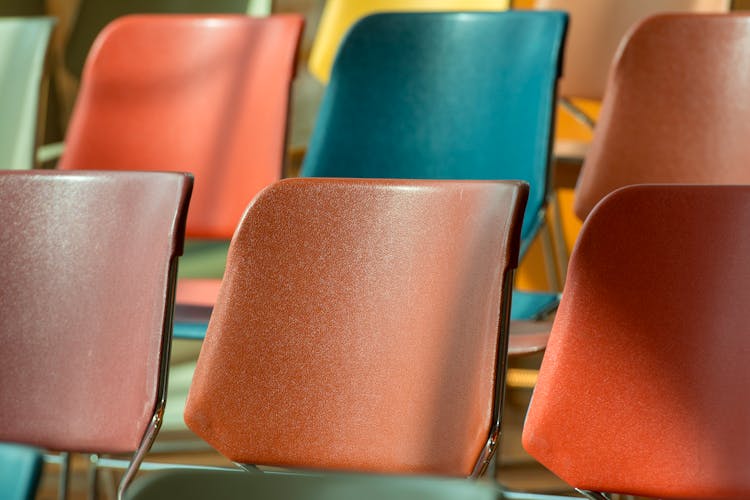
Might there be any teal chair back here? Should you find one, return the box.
[301,11,568,246]
[0,17,54,170]
[0,443,42,500]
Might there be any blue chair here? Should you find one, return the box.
[300,11,567,323]
[0,443,42,500]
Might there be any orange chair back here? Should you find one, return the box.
[185,178,528,477]
[59,14,303,238]
[574,13,750,220]
[524,185,750,499]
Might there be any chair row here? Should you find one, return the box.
[0,171,528,498]
[4,172,746,500]
[6,6,750,329]
[3,8,750,500]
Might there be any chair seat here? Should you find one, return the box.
[508,320,553,356]
[173,279,221,340]
[125,469,499,500]
[510,290,560,321]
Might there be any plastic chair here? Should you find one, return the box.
[185,178,528,477]
[512,12,750,359]
[0,443,43,500]
[125,469,499,500]
[57,14,303,339]
[0,17,55,170]
[574,13,750,221]
[300,11,566,327]
[62,1,271,81]
[523,184,750,500]
[0,170,192,499]
[307,0,511,84]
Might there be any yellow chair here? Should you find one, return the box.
[308,0,510,84]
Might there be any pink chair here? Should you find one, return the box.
[0,170,192,499]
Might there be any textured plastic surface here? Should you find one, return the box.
[523,185,750,499]
[0,443,42,500]
[302,12,566,246]
[0,170,192,453]
[574,13,750,220]
[59,14,303,239]
[186,178,528,476]
[307,0,510,83]
[0,17,54,170]
[534,0,729,100]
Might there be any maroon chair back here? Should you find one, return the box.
[0,170,192,496]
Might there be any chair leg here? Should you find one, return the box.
[539,222,561,292]
[58,452,70,500]
[88,454,99,499]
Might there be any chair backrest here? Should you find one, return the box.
[301,12,566,245]
[307,0,511,83]
[0,17,55,170]
[125,469,499,500]
[0,171,191,486]
[63,0,265,79]
[185,178,528,477]
[58,14,303,239]
[573,13,750,220]
[533,0,729,101]
[523,184,750,499]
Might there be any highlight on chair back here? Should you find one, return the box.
[300,11,567,324]
[523,184,750,499]
[0,17,55,170]
[0,170,192,499]
[574,12,750,221]
[56,14,303,339]
[185,178,528,477]
[307,0,511,84]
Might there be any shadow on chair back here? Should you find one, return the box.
[0,170,192,499]
[524,185,750,499]
[185,178,528,477]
